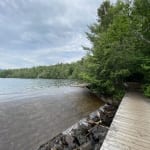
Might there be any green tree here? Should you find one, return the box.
[82,0,150,99]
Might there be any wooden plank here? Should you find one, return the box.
[100,92,150,150]
[111,121,150,138]
[101,137,149,150]
[107,129,150,147]
[114,114,150,125]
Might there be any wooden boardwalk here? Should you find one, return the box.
[100,92,150,150]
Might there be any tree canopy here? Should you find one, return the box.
[81,0,150,99]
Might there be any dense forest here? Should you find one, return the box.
[81,0,150,99]
[0,0,149,99]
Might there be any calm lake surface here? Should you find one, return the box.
[0,78,103,150]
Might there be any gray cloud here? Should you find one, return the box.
[0,0,116,69]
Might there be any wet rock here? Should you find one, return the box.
[78,141,92,150]
[60,135,68,146]
[65,135,77,149]
[89,111,100,122]
[53,144,63,150]
[94,143,101,150]
[51,147,56,150]
[87,120,96,126]
[91,125,108,141]
[99,104,117,126]
[72,128,88,146]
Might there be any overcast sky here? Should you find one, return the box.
[0,0,116,69]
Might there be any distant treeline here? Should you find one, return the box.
[0,60,85,79]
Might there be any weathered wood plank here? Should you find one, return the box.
[111,121,150,138]
[107,129,150,147]
[100,92,150,150]
[114,114,150,125]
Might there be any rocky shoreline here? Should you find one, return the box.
[38,103,118,150]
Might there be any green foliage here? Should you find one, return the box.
[82,0,150,100]
[143,85,150,98]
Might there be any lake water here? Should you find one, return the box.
[0,78,78,102]
[0,78,103,150]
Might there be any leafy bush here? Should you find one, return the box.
[143,85,150,98]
